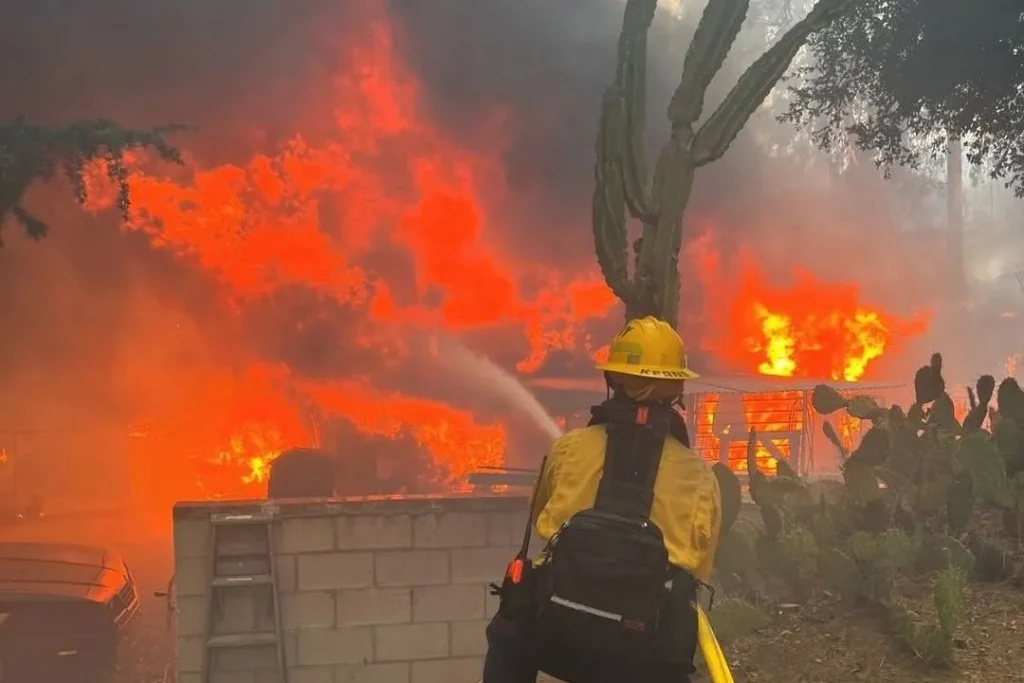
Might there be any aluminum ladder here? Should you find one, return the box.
[200,510,287,683]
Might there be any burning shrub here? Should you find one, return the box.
[712,352,1024,667]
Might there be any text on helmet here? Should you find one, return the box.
[637,368,691,378]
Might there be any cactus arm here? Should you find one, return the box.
[691,0,861,167]
[631,136,694,325]
[591,88,634,303]
[650,147,691,324]
[668,0,752,127]
[616,0,659,224]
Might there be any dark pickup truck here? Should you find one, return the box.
[0,541,139,683]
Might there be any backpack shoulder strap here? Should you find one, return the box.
[593,401,672,518]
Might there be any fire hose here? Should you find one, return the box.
[696,605,734,683]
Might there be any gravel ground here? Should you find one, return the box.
[0,511,176,683]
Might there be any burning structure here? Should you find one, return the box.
[687,377,894,477]
[527,374,899,482]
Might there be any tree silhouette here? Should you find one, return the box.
[782,0,1024,194]
[0,117,186,243]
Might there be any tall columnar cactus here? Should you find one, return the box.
[592,0,860,325]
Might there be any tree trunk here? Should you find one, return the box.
[946,135,965,296]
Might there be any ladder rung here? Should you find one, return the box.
[207,632,278,648]
[210,512,275,525]
[212,574,274,588]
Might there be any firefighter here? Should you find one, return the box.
[483,316,724,683]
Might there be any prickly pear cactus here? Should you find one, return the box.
[592,0,859,324]
[962,375,995,433]
[886,567,967,666]
[808,353,1012,529]
[711,353,1024,669]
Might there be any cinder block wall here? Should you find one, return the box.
[173,496,532,683]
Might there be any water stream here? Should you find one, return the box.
[437,337,565,440]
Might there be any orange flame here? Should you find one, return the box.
[81,0,601,496]
[80,0,934,500]
[302,380,506,483]
[690,232,930,381]
[752,304,891,381]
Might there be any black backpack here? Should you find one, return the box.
[532,400,699,672]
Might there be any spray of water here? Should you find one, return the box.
[437,337,565,440]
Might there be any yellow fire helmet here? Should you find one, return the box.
[596,316,699,380]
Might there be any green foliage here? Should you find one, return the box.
[712,354,1024,667]
[714,518,763,597]
[886,568,967,666]
[776,525,819,589]
[707,597,770,644]
[0,117,186,243]
[957,433,1012,508]
[592,0,857,324]
[781,0,1024,196]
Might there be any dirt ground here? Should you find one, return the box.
[723,584,1024,683]
[536,581,1024,683]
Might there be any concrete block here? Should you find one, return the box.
[334,662,411,683]
[211,672,254,683]
[296,627,374,666]
[374,623,449,661]
[413,584,485,622]
[375,550,449,587]
[297,553,374,590]
[336,588,411,626]
[255,592,280,633]
[177,635,204,673]
[411,658,484,683]
[413,513,487,548]
[211,592,257,634]
[272,667,332,683]
[485,590,500,619]
[175,556,209,597]
[276,554,297,593]
[174,520,210,558]
[278,517,336,554]
[487,510,528,547]
[284,632,298,666]
[216,645,277,670]
[451,620,489,656]
[282,591,335,630]
[218,525,269,557]
[450,547,516,584]
[175,595,205,637]
[336,515,412,550]
[487,511,543,556]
